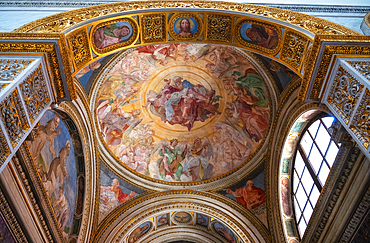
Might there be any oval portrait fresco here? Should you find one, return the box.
[173,17,198,37]
[94,21,133,49]
[96,44,271,183]
[240,22,279,50]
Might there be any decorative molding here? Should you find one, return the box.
[0,183,28,243]
[0,34,76,101]
[13,1,358,36]
[12,153,56,242]
[346,60,370,82]
[339,178,370,242]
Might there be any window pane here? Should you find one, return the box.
[296,183,308,208]
[316,124,331,155]
[301,132,313,155]
[322,117,335,129]
[318,163,330,186]
[310,185,320,207]
[298,219,307,238]
[294,197,302,220]
[303,203,313,223]
[308,120,320,138]
[301,168,314,194]
[326,141,339,167]
[293,170,300,193]
[309,144,323,174]
[295,151,305,178]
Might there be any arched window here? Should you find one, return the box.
[292,115,341,238]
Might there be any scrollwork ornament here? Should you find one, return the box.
[67,28,92,70]
[0,88,29,148]
[327,65,364,125]
[346,60,370,81]
[281,30,308,70]
[350,88,370,149]
[205,14,232,42]
[140,14,166,43]
[20,64,50,124]
[0,59,33,82]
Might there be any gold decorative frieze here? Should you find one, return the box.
[0,88,29,148]
[20,64,50,124]
[346,60,370,82]
[0,128,11,165]
[327,65,364,125]
[281,30,308,70]
[205,14,232,42]
[140,13,166,43]
[168,13,203,41]
[0,59,34,82]
[350,88,370,149]
[67,28,92,70]
[14,1,358,36]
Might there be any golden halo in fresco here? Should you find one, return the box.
[96,43,271,183]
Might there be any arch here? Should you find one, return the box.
[94,190,269,243]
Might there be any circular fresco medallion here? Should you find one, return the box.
[96,44,271,183]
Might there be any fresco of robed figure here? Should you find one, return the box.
[27,110,76,240]
[240,22,279,50]
[173,17,197,37]
[94,21,133,49]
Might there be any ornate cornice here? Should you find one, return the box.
[2,1,369,13]
[13,0,358,36]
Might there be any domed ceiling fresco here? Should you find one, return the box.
[93,43,273,183]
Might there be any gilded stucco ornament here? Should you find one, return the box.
[140,13,166,43]
[67,28,92,70]
[346,60,370,82]
[327,65,364,125]
[205,13,233,42]
[13,1,358,36]
[350,88,370,149]
[20,64,51,124]
[0,88,29,148]
[0,33,76,101]
[0,59,34,82]
[281,30,308,71]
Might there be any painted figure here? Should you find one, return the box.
[281,177,292,216]
[53,186,69,239]
[94,23,131,49]
[128,224,150,243]
[47,140,71,185]
[227,180,266,210]
[28,116,61,161]
[245,24,279,49]
[178,18,193,37]
[100,178,135,216]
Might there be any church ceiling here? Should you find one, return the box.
[1,1,369,243]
